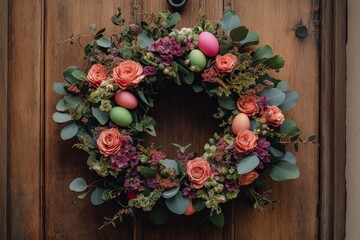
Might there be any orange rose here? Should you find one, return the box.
[113,60,145,89]
[237,95,260,116]
[87,64,109,88]
[234,129,258,153]
[97,128,122,157]
[186,157,212,189]
[239,170,259,186]
[261,106,285,127]
[214,53,237,73]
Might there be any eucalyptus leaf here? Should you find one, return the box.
[138,32,154,50]
[240,32,259,46]
[276,81,288,91]
[96,36,112,48]
[162,186,180,199]
[91,187,105,205]
[253,45,274,60]
[160,159,179,175]
[260,88,286,106]
[149,204,168,225]
[69,177,88,192]
[63,66,81,84]
[53,112,72,123]
[178,65,194,85]
[218,96,237,110]
[278,91,299,111]
[56,99,67,112]
[281,152,296,164]
[208,212,225,228]
[165,191,190,215]
[237,155,260,174]
[71,70,87,81]
[91,107,109,125]
[264,55,285,70]
[64,96,82,109]
[230,26,249,42]
[77,192,88,200]
[192,199,206,212]
[270,161,300,181]
[250,120,256,130]
[53,82,67,95]
[137,91,149,106]
[279,119,299,135]
[192,82,204,93]
[162,12,181,28]
[61,123,78,140]
[269,146,285,158]
[221,10,241,36]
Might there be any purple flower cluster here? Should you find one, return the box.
[148,150,166,166]
[253,137,271,168]
[256,96,269,109]
[224,181,238,192]
[124,174,144,191]
[110,132,140,171]
[151,37,184,65]
[182,180,197,200]
[143,66,158,77]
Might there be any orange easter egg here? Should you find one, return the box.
[231,113,250,135]
[184,200,196,216]
[114,91,138,109]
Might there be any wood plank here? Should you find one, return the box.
[0,0,8,238]
[319,0,346,239]
[230,0,320,239]
[44,1,135,239]
[7,0,43,238]
[139,1,224,240]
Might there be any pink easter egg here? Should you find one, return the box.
[114,91,138,109]
[198,32,219,57]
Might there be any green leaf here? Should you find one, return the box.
[253,45,274,60]
[145,125,156,137]
[164,12,181,28]
[61,123,78,140]
[53,112,72,123]
[230,26,249,42]
[237,155,260,174]
[192,199,206,212]
[138,32,154,50]
[165,191,190,215]
[63,66,81,84]
[308,135,316,141]
[192,81,204,93]
[240,32,259,46]
[149,204,168,225]
[96,36,112,48]
[56,99,67,112]
[91,107,109,125]
[53,82,67,95]
[259,88,286,106]
[276,81,288,91]
[278,91,299,111]
[279,119,300,135]
[64,96,82,109]
[264,55,285,70]
[137,91,149,106]
[270,161,300,181]
[140,166,158,179]
[160,159,179,175]
[281,152,296,164]
[162,186,180,199]
[269,146,285,158]
[91,187,105,205]
[218,96,237,110]
[178,65,194,85]
[77,192,88,200]
[208,212,225,228]
[71,70,87,81]
[69,178,88,192]
[221,10,241,36]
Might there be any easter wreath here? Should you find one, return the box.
[53,7,315,228]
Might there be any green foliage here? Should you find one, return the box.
[53,82,67,95]
[208,212,225,228]
[96,36,112,48]
[69,178,88,192]
[278,91,299,111]
[237,155,260,174]
[63,66,81,84]
[61,123,78,140]
[91,107,109,125]
[230,26,249,42]
[53,112,72,123]
[160,160,180,175]
[221,9,241,36]
[91,187,105,205]
[240,32,259,46]
[260,88,286,106]
[165,191,190,215]
[162,186,180,199]
[138,32,154,50]
[217,96,237,110]
[270,161,300,181]
[71,70,88,81]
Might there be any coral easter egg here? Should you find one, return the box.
[114,90,138,109]
[232,113,250,134]
[184,200,196,216]
[189,49,207,70]
[109,107,132,127]
[198,32,219,57]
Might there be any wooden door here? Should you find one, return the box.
[1,0,346,239]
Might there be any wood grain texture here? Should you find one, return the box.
[7,0,43,239]
[0,0,8,238]
[229,0,320,239]
[44,1,135,239]
[319,0,346,239]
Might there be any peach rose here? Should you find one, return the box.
[87,64,109,88]
[239,170,259,186]
[234,129,258,153]
[186,157,212,189]
[97,128,122,157]
[237,95,260,116]
[113,60,145,89]
[261,106,285,127]
[214,53,237,73]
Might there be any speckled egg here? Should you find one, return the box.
[114,90,138,109]
[109,107,132,127]
[189,49,207,70]
[232,113,250,134]
[198,32,219,57]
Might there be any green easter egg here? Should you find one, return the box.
[109,107,132,127]
[189,49,207,70]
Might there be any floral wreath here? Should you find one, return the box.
[53,7,315,228]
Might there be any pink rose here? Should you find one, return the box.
[214,53,237,73]
[186,157,212,189]
[87,64,109,88]
[261,106,285,127]
[239,170,259,186]
[234,129,258,153]
[113,60,145,89]
[237,95,260,116]
[97,128,122,157]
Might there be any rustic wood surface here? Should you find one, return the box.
[0,0,8,238]
[4,0,346,239]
